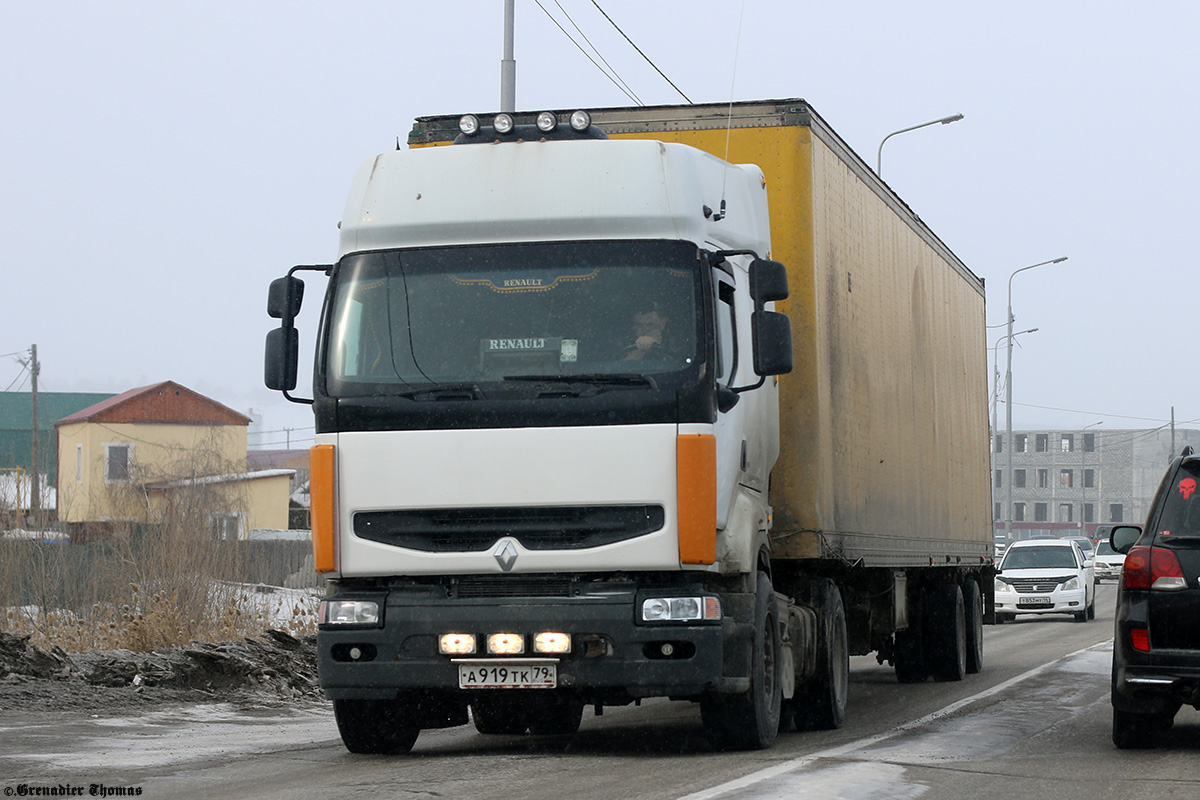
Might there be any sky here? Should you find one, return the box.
[2,1,1197,449]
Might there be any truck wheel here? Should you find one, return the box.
[927,584,966,682]
[333,698,421,754]
[701,571,781,751]
[791,578,848,730]
[471,696,531,735]
[962,580,984,674]
[527,695,585,736]
[1112,708,1161,749]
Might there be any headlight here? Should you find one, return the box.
[641,596,721,622]
[320,599,380,626]
[535,111,558,133]
[994,579,1010,594]
[1064,577,1081,590]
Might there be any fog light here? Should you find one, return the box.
[660,643,674,656]
[459,114,480,136]
[439,633,477,655]
[534,632,571,654]
[320,599,380,626]
[487,632,525,655]
[535,111,558,133]
[493,113,514,134]
[569,109,592,131]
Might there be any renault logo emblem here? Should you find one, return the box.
[494,540,519,572]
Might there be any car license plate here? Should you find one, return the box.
[1018,596,1052,607]
[458,662,556,689]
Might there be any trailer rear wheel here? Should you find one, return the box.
[333,698,421,754]
[701,571,781,751]
[963,580,984,674]
[790,578,848,730]
[927,584,966,682]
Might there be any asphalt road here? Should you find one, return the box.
[3,583,1198,799]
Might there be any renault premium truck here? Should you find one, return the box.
[264,99,994,754]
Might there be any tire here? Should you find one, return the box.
[1074,609,1088,622]
[791,578,849,731]
[333,698,421,754]
[995,613,1015,625]
[472,696,531,735]
[1112,707,1161,749]
[962,580,984,674]
[1086,597,1096,621]
[527,695,584,736]
[927,584,966,682]
[701,571,781,750]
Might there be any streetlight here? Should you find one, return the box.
[1005,257,1068,543]
[1081,421,1103,537]
[991,328,1038,443]
[876,113,964,176]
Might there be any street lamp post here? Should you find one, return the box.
[1005,257,1068,543]
[991,328,1038,443]
[876,113,964,176]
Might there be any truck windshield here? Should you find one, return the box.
[324,240,702,396]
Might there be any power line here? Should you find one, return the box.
[589,0,692,103]
[533,0,641,105]
[552,0,642,105]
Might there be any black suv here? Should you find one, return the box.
[1109,446,1200,748]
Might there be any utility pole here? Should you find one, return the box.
[29,344,40,529]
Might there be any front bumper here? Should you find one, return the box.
[995,587,1087,615]
[317,581,753,702]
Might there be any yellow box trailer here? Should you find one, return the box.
[410,99,993,568]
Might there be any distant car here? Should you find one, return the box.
[1093,539,1126,583]
[1110,447,1200,748]
[1067,536,1096,562]
[994,538,1096,623]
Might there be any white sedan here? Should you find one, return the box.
[994,538,1096,622]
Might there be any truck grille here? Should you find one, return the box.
[452,577,574,598]
[353,505,666,552]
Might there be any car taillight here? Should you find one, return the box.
[1130,628,1150,652]
[1122,545,1186,591]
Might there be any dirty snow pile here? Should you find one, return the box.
[0,629,321,713]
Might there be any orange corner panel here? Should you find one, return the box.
[677,434,717,565]
[310,444,337,573]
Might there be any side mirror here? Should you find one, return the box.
[264,327,299,391]
[749,259,789,304]
[1110,525,1143,555]
[751,310,793,376]
[268,276,305,323]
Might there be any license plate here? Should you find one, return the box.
[1018,596,1052,607]
[458,663,557,689]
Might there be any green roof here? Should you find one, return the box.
[0,392,115,484]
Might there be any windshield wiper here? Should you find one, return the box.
[503,373,658,390]
[395,382,483,400]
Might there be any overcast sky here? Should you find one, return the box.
[2,1,1196,448]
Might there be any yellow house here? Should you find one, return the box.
[55,381,293,539]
